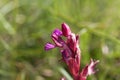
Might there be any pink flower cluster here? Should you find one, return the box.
[45,23,99,80]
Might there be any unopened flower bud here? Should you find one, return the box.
[62,23,71,37]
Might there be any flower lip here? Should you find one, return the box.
[44,43,55,51]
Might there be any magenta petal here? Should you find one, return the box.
[51,29,63,47]
[52,37,63,47]
[44,43,55,51]
[61,49,72,62]
[80,65,88,77]
[62,23,71,37]
[53,29,62,36]
[76,35,79,44]
[67,33,77,52]
[51,29,62,41]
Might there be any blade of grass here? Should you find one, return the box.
[0,1,28,16]
[87,28,120,45]
[0,13,15,35]
[0,69,13,76]
[78,26,120,45]
[0,38,11,51]
[58,67,73,80]
[21,71,26,80]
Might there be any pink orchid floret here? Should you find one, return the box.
[44,23,99,80]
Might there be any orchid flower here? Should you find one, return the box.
[44,23,99,80]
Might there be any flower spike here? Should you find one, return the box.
[44,23,99,80]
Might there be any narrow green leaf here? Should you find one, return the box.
[58,67,73,80]
[0,13,15,35]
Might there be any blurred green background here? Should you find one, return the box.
[0,0,120,80]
